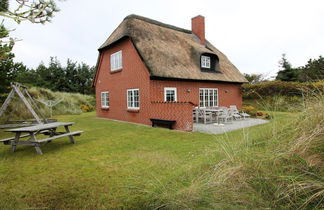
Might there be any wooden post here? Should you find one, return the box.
[64,125,75,144]
[0,89,15,118]
[12,85,43,124]
[11,132,21,152]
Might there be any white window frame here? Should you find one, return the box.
[199,88,218,108]
[127,89,140,109]
[110,50,122,71]
[164,87,177,102]
[201,55,211,68]
[101,91,109,108]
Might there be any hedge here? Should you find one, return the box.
[242,80,324,99]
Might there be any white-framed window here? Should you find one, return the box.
[199,88,218,107]
[201,55,211,68]
[110,50,122,71]
[101,91,109,108]
[164,87,177,102]
[127,89,140,109]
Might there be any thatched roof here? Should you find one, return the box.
[97,14,248,83]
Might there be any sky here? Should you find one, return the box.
[5,0,324,78]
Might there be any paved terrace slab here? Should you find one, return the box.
[193,118,269,134]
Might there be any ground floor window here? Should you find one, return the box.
[199,88,218,107]
[101,91,109,108]
[127,89,140,109]
[164,87,177,102]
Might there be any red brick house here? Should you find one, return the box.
[93,15,247,131]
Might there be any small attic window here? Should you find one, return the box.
[200,53,219,72]
[201,56,210,68]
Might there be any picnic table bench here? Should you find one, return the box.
[0,122,83,155]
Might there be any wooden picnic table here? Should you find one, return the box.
[0,122,83,155]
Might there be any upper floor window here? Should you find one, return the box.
[101,91,109,108]
[164,87,177,102]
[201,55,211,68]
[110,51,122,71]
[127,89,139,109]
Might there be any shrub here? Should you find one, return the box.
[80,104,95,112]
[241,105,257,116]
[256,111,271,119]
[242,80,324,99]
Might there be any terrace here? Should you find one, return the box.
[192,106,269,134]
[193,118,269,134]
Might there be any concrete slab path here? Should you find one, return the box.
[193,118,269,135]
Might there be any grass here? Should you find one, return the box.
[0,98,322,209]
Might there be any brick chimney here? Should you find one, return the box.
[191,15,205,45]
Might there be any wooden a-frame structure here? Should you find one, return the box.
[0,83,54,128]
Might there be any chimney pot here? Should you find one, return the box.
[191,15,205,45]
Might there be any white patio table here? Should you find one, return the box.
[194,107,224,124]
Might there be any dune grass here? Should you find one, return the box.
[0,87,95,125]
[0,97,322,209]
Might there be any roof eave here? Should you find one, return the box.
[150,76,247,84]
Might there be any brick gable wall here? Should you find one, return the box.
[95,38,152,125]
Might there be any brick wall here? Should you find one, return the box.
[150,80,243,109]
[150,102,194,131]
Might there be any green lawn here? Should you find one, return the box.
[0,112,301,209]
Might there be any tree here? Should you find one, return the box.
[0,0,61,101]
[243,73,266,84]
[75,63,95,94]
[26,58,95,94]
[276,54,300,82]
[0,23,14,61]
[0,0,59,24]
[297,56,324,82]
[0,59,28,101]
[0,0,60,59]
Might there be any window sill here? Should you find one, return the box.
[110,69,122,74]
[101,107,109,110]
[127,109,140,113]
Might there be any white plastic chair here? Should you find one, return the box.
[229,105,242,120]
[217,108,233,123]
[230,105,250,119]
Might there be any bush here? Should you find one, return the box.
[242,81,324,112]
[241,106,271,118]
[80,104,95,112]
[241,105,257,116]
[256,111,271,119]
[244,96,304,112]
[242,80,324,99]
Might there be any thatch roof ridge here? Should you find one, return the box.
[124,14,192,34]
